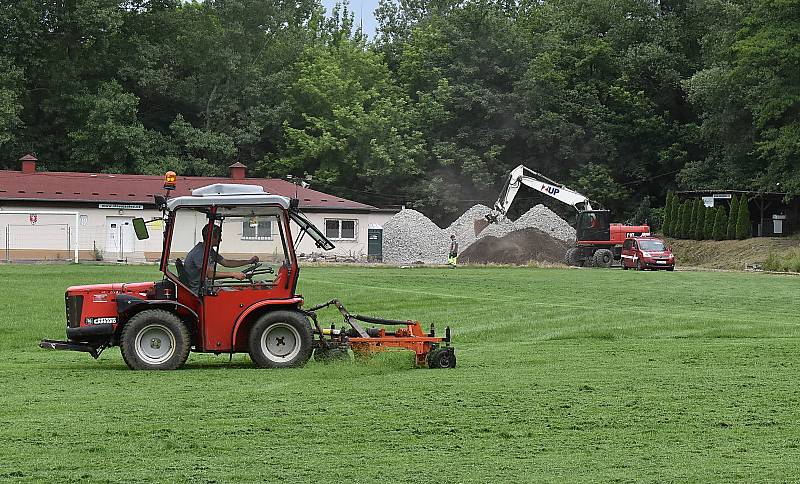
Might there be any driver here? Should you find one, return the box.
[184,224,259,293]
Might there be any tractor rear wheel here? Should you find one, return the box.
[564,248,581,266]
[593,249,614,268]
[248,310,313,368]
[427,347,456,369]
[120,309,190,370]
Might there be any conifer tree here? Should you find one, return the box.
[736,194,751,239]
[704,207,716,239]
[727,195,739,239]
[695,201,706,240]
[681,200,693,238]
[670,197,680,237]
[713,206,728,240]
[663,191,673,236]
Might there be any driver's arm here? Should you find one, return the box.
[217,254,259,267]
[206,266,246,281]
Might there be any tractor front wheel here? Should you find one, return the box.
[248,310,313,368]
[120,309,190,370]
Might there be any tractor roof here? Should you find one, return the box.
[167,184,290,210]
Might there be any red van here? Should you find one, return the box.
[621,237,675,271]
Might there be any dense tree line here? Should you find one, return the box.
[0,0,797,225]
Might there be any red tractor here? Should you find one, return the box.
[40,175,455,370]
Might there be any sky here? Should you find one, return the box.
[320,0,382,38]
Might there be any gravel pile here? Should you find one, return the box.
[382,204,575,265]
[446,204,493,253]
[383,209,449,264]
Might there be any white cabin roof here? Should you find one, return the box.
[167,184,291,210]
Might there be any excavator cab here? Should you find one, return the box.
[576,210,610,242]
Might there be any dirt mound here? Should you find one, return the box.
[460,227,569,265]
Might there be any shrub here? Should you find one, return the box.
[727,195,739,239]
[764,248,800,273]
[669,196,680,236]
[736,193,751,239]
[713,206,728,240]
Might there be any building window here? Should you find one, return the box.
[325,219,357,240]
[242,219,273,240]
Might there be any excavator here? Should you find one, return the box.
[476,165,649,267]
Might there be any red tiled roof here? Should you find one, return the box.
[0,170,376,211]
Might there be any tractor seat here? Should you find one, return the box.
[174,258,191,287]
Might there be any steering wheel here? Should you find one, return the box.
[241,261,274,282]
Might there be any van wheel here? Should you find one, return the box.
[249,310,313,368]
[120,309,190,370]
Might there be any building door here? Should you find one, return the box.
[106,216,135,261]
[368,227,383,262]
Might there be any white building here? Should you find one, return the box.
[0,155,395,262]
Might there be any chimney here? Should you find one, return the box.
[20,154,37,174]
[229,162,246,180]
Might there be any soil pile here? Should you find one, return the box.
[460,228,569,265]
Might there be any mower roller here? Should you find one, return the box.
[304,299,455,369]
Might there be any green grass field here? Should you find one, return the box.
[1,264,799,482]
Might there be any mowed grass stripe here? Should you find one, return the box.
[1,264,800,481]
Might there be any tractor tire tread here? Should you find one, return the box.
[120,309,190,371]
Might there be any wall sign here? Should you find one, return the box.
[99,203,143,210]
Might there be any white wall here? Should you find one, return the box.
[0,205,395,262]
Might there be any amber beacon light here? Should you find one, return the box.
[164,171,177,190]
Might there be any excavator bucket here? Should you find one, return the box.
[474,218,490,236]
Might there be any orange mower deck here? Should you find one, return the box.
[303,299,456,369]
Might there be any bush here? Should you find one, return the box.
[764,248,800,272]
[713,206,728,240]
[649,207,664,232]
[736,193,751,239]
[727,195,739,240]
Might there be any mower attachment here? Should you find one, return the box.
[39,339,105,359]
[303,299,456,369]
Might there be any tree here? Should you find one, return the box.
[727,195,739,239]
[663,191,674,236]
[704,206,716,239]
[670,196,681,237]
[681,199,694,238]
[692,199,705,239]
[736,193,751,239]
[713,206,728,240]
